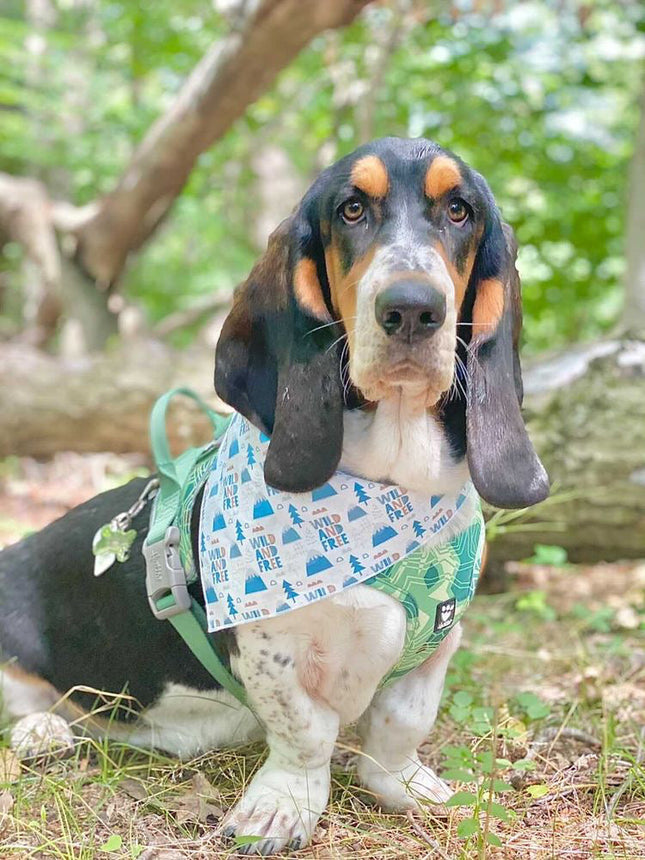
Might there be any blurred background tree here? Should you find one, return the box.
[0,0,644,562]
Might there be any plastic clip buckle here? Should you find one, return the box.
[143,526,191,619]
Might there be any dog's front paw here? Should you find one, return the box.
[358,756,453,811]
[221,762,329,854]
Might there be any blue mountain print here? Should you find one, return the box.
[212,512,226,531]
[259,432,270,443]
[229,438,239,457]
[245,574,268,594]
[240,468,251,484]
[276,602,290,613]
[348,505,367,522]
[253,498,274,519]
[205,586,218,604]
[311,483,338,501]
[230,542,242,559]
[343,575,358,587]
[372,525,397,546]
[282,527,301,545]
[405,540,420,554]
[306,554,333,575]
[431,495,442,508]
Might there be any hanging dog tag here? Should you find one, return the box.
[92,522,137,576]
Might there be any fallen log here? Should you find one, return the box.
[1,335,643,562]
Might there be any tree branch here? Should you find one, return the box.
[56,0,373,289]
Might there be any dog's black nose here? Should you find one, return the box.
[375,280,446,340]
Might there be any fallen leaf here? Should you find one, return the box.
[167,772,223,825]
[0,790,14,833]
[0,749,21,783]
[119,777,148,801]
[138,850,187,860]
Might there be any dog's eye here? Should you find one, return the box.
[448,198,469,225]
[340,198,365,224]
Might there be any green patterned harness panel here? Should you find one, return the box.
[365,510,485,686]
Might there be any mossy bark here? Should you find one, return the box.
[488,336,645,564]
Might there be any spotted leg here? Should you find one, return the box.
[356,624,461,810]
[221,623,339,855]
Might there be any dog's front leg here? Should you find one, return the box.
[356,624,461,810]
[222,622,339,855]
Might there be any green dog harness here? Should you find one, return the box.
[140,390,484,705]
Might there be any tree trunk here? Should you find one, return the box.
[3,0,373,350]
[624,78,645,332]
[487,336,645,565]
[52,0,373,290]
[1,334,643,563]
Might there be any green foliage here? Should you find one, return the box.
[515,588,558,620]
[0,1,643,348]
[441,741,521,852]
[524,543,569,566]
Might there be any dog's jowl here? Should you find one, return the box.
[0,137,548,855]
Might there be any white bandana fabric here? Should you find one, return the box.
[198,413,476,632]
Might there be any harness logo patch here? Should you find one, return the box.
[434,598,456,632]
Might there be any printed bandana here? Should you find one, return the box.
[199,413,478,633]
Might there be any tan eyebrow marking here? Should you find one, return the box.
[293,257,331,321]
[350,155,389,198]
[472,277,505,338]
[425,154,462,199]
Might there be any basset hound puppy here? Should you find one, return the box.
[0,137,548,855]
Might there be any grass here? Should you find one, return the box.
[1,559,643,859]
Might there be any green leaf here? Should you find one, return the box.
[485,832,503,847]
[525,544,568,566]
[513,759,537,772]
[488,801,510,821]
[457,817,480,838]
[446,791,479,807]
[99,834,123,853]
[234,835,264,847]
[452,690,474,707]
[526,784,550,798]
[441,768,477,782]
[481,778,515,793]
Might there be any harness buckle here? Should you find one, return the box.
[143,526,191,619]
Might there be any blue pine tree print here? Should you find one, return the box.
[349,555,365,574]
[282,579,298,602]
[235,520,245,542]
[289,504,304,527]
[200,532,206,553]
[413,520,426,539]
[226,594,238,617]
[354,482,370,504]
[247,444,256,466]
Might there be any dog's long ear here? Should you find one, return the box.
[215,203,344,493]
[464,214,549,508]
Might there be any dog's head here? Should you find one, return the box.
[215,137,549,508]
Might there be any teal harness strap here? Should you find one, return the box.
[160,597,247,704]
[147,387,229,548]
[143,389,247,706]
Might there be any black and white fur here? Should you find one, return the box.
[0,138,548,855]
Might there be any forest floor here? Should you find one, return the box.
[1,454,644,859]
